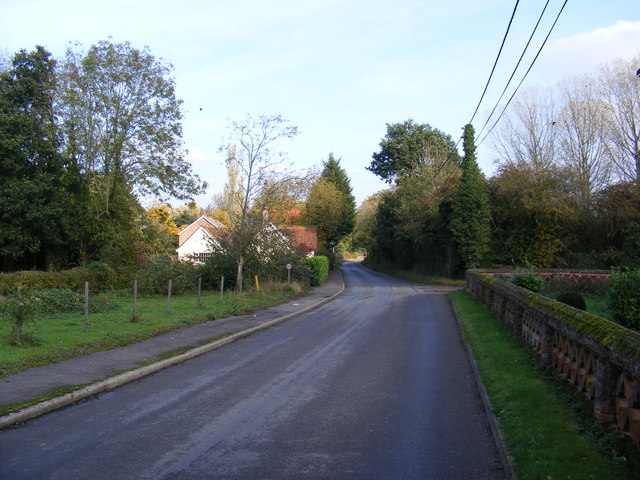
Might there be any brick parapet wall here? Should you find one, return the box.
[466,269,640,442]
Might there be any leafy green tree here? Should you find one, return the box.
[367,119,459,183]
[319,153,356,241]
[450,124,490,272]
[172,202,202,228]
[58,40,206,211]
[352,192,383,254]
[487,162,573,267]
[304,178,345,250]
[0,47,77,270]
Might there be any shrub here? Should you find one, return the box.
[200,254,238,291]
[0,289,42,345]
[608,268,640,330]
[0,262,119,294]
[317,247,337,270]
[61,262,118,292]
[510,269,543,292]
[0,271,62,293]
[136,255,200,294]
[556,292,586,311]
[303,256,329,286]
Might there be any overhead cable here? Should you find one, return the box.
[478,0,569,147]
[466,0,521,129]
[476,0,551,141]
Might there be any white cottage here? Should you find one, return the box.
[176,216,225,262]
[176,215,318,263]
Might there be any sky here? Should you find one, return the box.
[2,0,640,207]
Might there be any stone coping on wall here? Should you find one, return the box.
[465,268,640,441]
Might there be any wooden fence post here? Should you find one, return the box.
[84,281,89,332]
[220,276,224,301]
[132,280,138,319]
[166,279,172,312]
[196,276,202,309]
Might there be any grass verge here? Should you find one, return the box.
[449,290,637,480]
[0,288,303,377]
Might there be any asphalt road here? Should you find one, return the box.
[0,262,506,480]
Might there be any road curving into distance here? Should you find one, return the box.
[0,262,506,480]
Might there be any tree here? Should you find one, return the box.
[215,114,298,293]
[557,76,612,207]
[319,153,356,242]
[353,192,383,254]
[0,46,77,270]
[212,145,245,220]
[599,54,640,184]
[367,119,459,183]
[450,124,490,272]
[172,202,202,229]
[367,120,461,273]
[491,86,557,172]
[303,178,345,250]
[487,162,573,267]
[58,39,205,212]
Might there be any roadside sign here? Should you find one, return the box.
[285,263,292,270]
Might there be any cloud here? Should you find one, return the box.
[532,20,640,82]
[186,145,216,164]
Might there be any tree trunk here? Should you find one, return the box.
[235,255,244,294]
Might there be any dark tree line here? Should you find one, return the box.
[0,42,204,272]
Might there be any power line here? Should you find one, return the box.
[478,0,569,147]
[466,0,521,129]
[476,0,551,141]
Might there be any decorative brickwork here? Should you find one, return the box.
[466,269,640,443]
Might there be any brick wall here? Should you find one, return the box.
[466,269,640,442]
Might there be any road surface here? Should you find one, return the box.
[0,262,505,479]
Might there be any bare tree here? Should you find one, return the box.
[556,75,612,206]
[599,54,640,184]
[491,86,558,172]
[214,114,298,293]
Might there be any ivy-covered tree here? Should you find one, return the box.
[450,124,490,272]
[0,46,77,270]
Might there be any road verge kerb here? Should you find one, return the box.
[448,296,517,480]
[0,274,345,430]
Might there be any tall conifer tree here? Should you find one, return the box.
[450,124,490,272]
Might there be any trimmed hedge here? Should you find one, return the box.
[303,256,329,287]
[0,262,119,294]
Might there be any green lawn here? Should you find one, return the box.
[450,290,637,479]
[0,288,302,376]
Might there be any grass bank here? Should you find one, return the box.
[0,288,303,377]
[450,290,637,479]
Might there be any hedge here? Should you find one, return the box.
[0,262,119,294]
[303,256,329,287]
